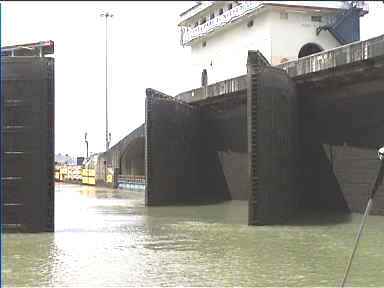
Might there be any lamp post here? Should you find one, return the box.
[100,12,113,151]
[84,132,89,158]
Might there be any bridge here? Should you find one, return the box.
[96,124,144,188]
[101,34,384,225]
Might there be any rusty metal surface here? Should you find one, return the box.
[145,89,207,205]
[1,57,54,232]
[248,67,299,225]
[145,87,252,206]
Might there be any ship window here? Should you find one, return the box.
[280,12,288,20]
[200,17,206,25]
[210,13,215,20]
[202,41,207,48]
[247,20,254,28]
[228,3,233,10]
[219,8,224,15]
[311,15,322,22]
[194,22,198,28]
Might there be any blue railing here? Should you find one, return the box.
[117,175,145,191]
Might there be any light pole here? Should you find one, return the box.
[84,132,89,158]
[100,12,113,151]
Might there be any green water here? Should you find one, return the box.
[2,183,384,287]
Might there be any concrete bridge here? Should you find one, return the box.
[103,34,384,225]
[96,124,144,188]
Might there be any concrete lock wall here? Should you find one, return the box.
[326,146,384,215]
[298,77,384,215]
[200,98,248,200]
[296,94,350,214]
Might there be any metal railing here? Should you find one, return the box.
[175,74,247,103]
[277,34,384,78]
[117,174,145,190]
[1,40,54,57]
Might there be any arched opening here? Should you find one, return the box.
[298,43,323,58]
[119,136,145,176]
[117,136,145,190]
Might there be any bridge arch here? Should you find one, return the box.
[119,136,144,176]
[298,42,324,58]
[95,124,145,187]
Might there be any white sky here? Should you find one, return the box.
[2,1,384,157]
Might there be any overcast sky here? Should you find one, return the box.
[2,1,384,157]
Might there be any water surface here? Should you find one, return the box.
[3,183,384,287]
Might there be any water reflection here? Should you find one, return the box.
[3,183,384,287]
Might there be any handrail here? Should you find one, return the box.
[117,174,145,183]
[175,74,247,103]
[277,34,384,77]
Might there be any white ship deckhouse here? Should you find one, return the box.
[178,1,368,85]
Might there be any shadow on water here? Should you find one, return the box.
[144,201,358,228]
[71,184,354,227]
[144,200,248,225]
[284,211,353,226]
[145,203,354,227]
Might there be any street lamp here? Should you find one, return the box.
[100,12,114,151]
[84,132,89,158]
